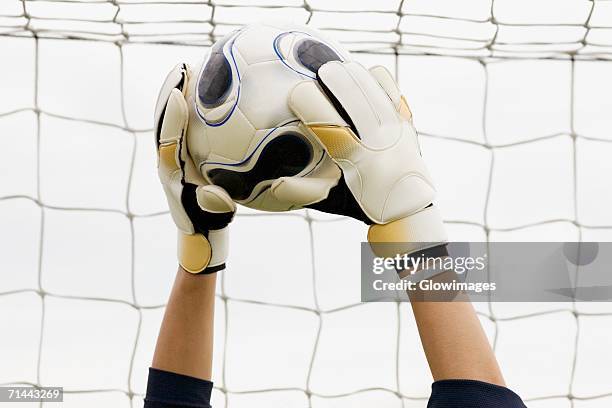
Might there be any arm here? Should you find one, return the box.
[152,267,217,380]
[145,63,235,408]
[144,266,217,408]
[405,269,527,407]
[281,60,526,406]
[408,271,504,385]
[150,62,234,379]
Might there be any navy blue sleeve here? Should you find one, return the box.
[144,368,214,408]
[428,379,527,408]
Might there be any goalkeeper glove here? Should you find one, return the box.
[273,61,447,257]
[154,64,236,274]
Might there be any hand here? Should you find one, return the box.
[154,64,236,274]
[273,61,447,256]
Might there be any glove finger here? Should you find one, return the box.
[270,175,338,206]
[159,88,189,150]
[368,65,412,122]
[369,66,401,107]
[317,61,401,147]
[154,63,187,146]
[289,80,348,128]
[289,81,363,161]
[158,87,193,234]
[158,88,189,184]
[196,184,236,215]
[180,183,233,235]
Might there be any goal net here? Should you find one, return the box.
[1,0,612,407]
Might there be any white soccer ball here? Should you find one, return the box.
[184,23,351,211]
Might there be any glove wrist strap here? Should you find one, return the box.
[367,205,447,258]
[178,232,212,274]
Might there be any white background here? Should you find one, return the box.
[1,0,612,407]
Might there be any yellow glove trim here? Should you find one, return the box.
[307,125,360,160]
[367,206,447,258]
[159,143,179,174]
[398,96,413,122]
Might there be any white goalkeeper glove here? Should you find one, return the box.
[154,64,236,274]
[273,61,447,257]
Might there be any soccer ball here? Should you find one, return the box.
[184,23,351,211]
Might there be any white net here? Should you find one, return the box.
[1,0,612,407]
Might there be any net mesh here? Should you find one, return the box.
[1,0,612,407]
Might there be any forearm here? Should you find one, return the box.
[408,270,504,385]
[152,267,217,380]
